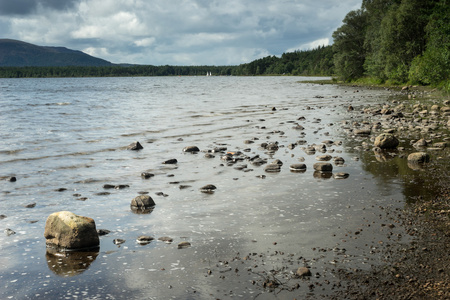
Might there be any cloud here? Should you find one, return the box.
[0,0,362,65]
[0,0,79,15]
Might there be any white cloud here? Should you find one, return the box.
[0,0,363,65]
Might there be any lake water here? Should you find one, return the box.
[0,76,433,299]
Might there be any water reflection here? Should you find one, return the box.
[46,248,99,277]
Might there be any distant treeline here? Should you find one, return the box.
[332,0,449,90]
[0,46,334,78]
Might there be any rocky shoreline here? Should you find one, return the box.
[203,85,450,299]
[330,86,450,299]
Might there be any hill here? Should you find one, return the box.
[0,39,113,67]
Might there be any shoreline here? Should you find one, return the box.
[330,85,450,299]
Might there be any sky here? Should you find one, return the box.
[0,0,362,66]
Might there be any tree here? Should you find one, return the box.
[332,9,368,81]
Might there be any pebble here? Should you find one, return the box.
[137,235,154,244]
[178,241,191,249]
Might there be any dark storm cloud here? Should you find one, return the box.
[0,0,79,15]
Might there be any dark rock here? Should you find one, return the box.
[44,211,100,250]
[296,267,312,277]
[8,176,16,182]
[0,214,6,220]
[113,239,125,245]
[264,164,281,173]
[141,172,155,179]
[97,229,111,236]
[115,184,129,189]
[204,153,215,158]
[271,159,283,166]
[162,158,178,164]
[289,164,307,172]
[200,184,217,193]
[266,143,279,151]
[24,202,36,208]
[178,241,191,249]
[131,195,155,209]
[334,157,345,165]
[313,162,333,172]
[127,141,143,150]
[103,184,116,189]
[137,235,154,244]
[183,146,200,153]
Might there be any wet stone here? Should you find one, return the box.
[313,162,333,172]
[158,236,173,243]
[5,228,15,236]
[178,241,191,249]
[137,235,154,244]
[8,176,16,182]
[113,239,125,245]
[141,172,155,179]
[334,172,350,179]
[162,158,178,164]
[407,152,430,164]
[131,195,155,209]
[290,164,307,172]
[296,267,312,277]
[264,164,281,173]
[183,146,200,153]
[127,141,143,150]
[316,154,332,161]
[97,229,111,236]
[200,184,217,193]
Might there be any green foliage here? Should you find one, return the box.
[333,0,449,89]
[332,9,368,81]
[409,0,450,90]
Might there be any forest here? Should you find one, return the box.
[0,0,447,91]
[333,0,449,90]
[0,45,333,78]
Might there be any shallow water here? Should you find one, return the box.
[0,76,444,299]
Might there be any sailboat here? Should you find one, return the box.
[206,71,212,76]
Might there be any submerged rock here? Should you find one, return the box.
[127,141,143,150]
[313,162,333,172]
[158,236,174,243]
[44,211,99,251]
[334,172,350,179]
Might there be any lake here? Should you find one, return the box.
[0,76,438,299]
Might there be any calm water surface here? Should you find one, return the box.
[0,77,424,299]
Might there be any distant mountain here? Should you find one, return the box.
[0,39,113,67]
